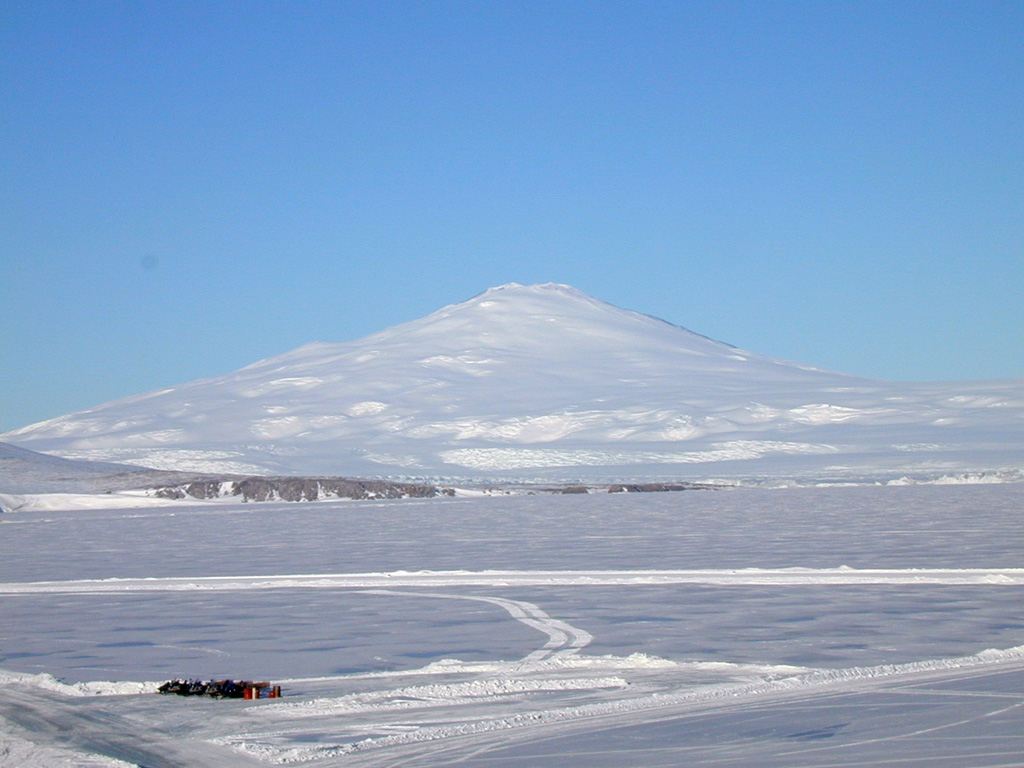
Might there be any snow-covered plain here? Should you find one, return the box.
[2,483,1023,767]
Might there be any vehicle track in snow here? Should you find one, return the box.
[363,589,593,662]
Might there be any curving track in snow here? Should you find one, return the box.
[364,589,594,662]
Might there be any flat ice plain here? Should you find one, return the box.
[1,483,1023,767]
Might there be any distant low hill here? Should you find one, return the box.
[0,441,193,494]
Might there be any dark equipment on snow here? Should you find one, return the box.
[157,679,281,699]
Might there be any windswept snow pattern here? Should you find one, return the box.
[3,283,1022,482]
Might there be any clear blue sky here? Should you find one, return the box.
[2,1,1022,432]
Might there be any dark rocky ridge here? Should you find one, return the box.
[153,477,440,502]
[607,482,711,493]
[151,477,722,502]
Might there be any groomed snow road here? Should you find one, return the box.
[3,567,1024,595]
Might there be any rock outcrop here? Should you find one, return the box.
[154,477,438,502]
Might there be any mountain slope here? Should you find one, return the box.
[0,441,225,496]
[4,283,1023,482]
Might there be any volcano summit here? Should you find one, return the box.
[4,283,1022,483]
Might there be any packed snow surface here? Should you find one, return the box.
[3,283,1022,482]
[1,484,1023,767]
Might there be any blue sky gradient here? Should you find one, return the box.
[2,1,1022,432]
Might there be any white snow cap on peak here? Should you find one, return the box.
[400,281,698,351]
[464,282,598,306]
[479,282,581,295]
[443,282,650,322]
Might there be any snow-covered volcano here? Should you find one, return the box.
[4,283,1023,482]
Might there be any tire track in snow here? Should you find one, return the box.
[364,589,592,662]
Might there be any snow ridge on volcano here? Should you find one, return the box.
[4,283,1023,482]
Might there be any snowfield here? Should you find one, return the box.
[2,483,1023,767]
